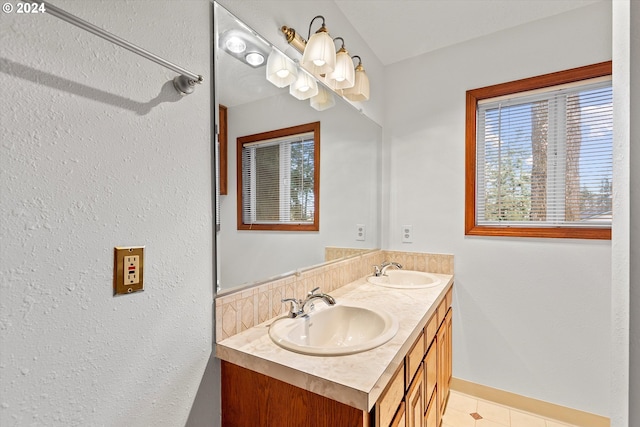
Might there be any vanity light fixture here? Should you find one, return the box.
[266,48,298,88]
[289,69,319,100]
[310,86,335,111]
[327,37,355,90]
[343,56,370,101]
[281,19,370,102]
[301,16,336,75]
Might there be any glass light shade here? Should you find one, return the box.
[289,71,319,100]
[327,48,355,89]
[343,65,370,101]
[266,49,297,87]
[310,87,335,111]
[301,30,335,75]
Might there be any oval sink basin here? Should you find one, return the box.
[367,270,442,289]
[268,305,399,356]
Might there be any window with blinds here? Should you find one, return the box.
[466,62,612,239]
[237,122,320,231]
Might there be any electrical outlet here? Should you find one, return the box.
[356,224,366,241]
[124,255,140,285]
[114,246,144,295]
[402,225,413,243]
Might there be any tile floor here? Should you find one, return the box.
[442,390,580,427]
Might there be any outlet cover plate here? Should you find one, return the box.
[114,246,144,295]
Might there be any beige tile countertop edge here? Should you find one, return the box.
[215,273,454,412]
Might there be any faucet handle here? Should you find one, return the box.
[308,287,320,296]
[373,265,381,276]
[281,298,301,317]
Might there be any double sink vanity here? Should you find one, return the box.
[216,254,454,427]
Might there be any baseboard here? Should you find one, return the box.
[450,377,610,427]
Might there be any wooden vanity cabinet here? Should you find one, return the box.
[220,284,453,427]
[375,285,453,427]
[221,360,370,427]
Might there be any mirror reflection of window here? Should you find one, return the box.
[237,122,320,231]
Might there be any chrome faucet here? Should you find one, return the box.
[281,287,336,318]
[373,261,403,277]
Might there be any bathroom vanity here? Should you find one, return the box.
[217,273,453,427]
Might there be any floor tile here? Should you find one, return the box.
[477,399,511,426]
[510,409,547,427]
[447,390,479,413]
[442,407,477,427]
[476,419,511,427]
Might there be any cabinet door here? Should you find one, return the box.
[425,393,437,427]
[437,317,447,421]
[376,364,405,427]
[445,309,453,394]
[406,364,425,427]
[437,309,453,420]
[423,341,437,416]
[390,401,406,427]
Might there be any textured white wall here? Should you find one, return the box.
[0,1,214,425]
[383,2,613,416]
[611,1,640,426]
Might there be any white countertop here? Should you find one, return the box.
[216,273,454,411]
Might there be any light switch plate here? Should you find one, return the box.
[114,246,144,295]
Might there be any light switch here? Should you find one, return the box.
[114,246,144,295]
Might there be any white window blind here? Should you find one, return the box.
[476,79,612,228]
[241,132,315,225]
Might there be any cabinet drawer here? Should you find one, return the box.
[424,314,437,348]
[437,299,447,327]
[376,363,405,427]
[405,332,424,388]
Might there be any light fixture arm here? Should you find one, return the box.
[307,15,327,39]
[333,37,346,50]
[351,55,363,66]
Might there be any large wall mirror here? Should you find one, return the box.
[214,2,382,292]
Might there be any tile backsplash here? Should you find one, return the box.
[215,250,453,342]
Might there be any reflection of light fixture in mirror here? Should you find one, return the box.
[225,36,246,53]
[310,86,335,111]
[343,56,370,101]
[220,29,269,68]
[245,52,265,67]
[289,70,319,100]
[327,37,355,90]
[266,49,298,88]
[301,16,335,75]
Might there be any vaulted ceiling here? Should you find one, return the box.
[333,0,605,65]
